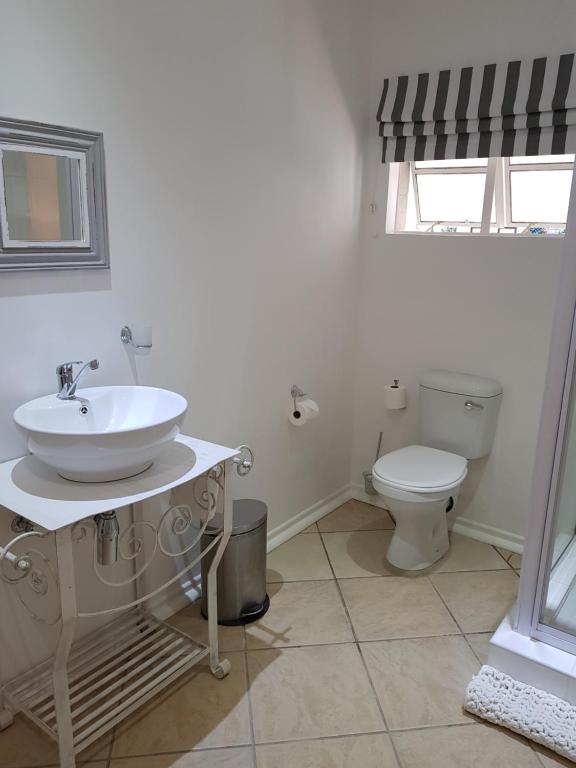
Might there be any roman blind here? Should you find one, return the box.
[377,53,576,162]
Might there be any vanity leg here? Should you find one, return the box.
[207,462,232,679]
[53,527,78,768]
[0,599,15,730]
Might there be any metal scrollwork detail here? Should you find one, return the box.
[15,549,61,625]
[119,521,150,560]
[66,461,231,606]
[169,504,194,537]
[192,463,224,512]
[0,531,44,584]
[93,521,158,588]
[233,445,254,476]
[158,504,209,558]
[0,531,61,625]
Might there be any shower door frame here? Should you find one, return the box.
[516,166,576,654]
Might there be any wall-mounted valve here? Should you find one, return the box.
[11,516,34,534]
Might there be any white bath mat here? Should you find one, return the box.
[464,665,576,762]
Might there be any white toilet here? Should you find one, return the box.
[372,370,502,571]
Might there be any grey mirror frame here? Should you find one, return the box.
[0,117,110,271]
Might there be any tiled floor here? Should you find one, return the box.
[1,500,571,768]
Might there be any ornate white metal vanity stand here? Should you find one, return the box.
[0,435,254,768]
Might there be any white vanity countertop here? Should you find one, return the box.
[0,435,238,531]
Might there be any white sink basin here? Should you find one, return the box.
[13,386,188,482]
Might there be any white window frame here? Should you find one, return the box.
[503,157,573,229]
[390,156,573,236]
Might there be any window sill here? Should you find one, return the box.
[385,230,565,239]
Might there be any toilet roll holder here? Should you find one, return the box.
[291,385,308,413]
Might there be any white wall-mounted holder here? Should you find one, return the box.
[120,324,152,352]
[0,435,253,768]
[290,384,308,413]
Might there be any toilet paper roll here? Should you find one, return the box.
[384,384,407,410]
[289,398,320,426]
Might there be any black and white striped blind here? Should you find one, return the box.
[377,53,576,162]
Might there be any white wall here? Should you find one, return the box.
[351,0,576,542]
[0,0,367,674]
[2,0,576,677]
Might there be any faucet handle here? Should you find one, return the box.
[56,361,83,375]
[56,359,99,399]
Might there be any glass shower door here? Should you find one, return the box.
[538,372,576,642]
[516,158,576,654]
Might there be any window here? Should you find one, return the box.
[388,155,574,236]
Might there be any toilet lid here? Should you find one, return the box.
[373,445,467,491]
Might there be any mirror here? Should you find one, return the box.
[2,150,86,243]
[0,118,109,270]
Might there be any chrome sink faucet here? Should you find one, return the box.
[56,360,99,400]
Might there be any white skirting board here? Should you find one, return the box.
[266,485,352,552]
[465,665,576,762]
[348,484,389,509]
[451,515,524,554]
[265,482,525,554]
[349,482,524,555]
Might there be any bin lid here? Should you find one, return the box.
[205,498,268,536]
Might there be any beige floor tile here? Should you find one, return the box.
[340,576,459,640]
[433,534,509,572]
[509,553,522,569]
[322,531,395,578]
[110,747,254,767]
[317,500,395,532]
[301,523,318,533]
[112,652,251,756]
[496,547,523,570]
[168,600,245,651]
[267,534,332,583]
[533,745,576,766]
[0,714,110,767]
[430,571,518,632]
[393,723,542,767]
[247,644,384,743]
[466,632,493,664]
[495,546,511,558]
[362,636,479,729]
[245,580,353,648]
[255,734,398,768]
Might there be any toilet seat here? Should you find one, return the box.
[373,445,468,494]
